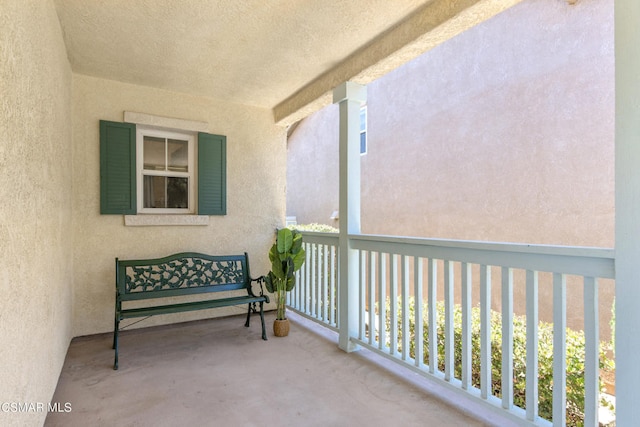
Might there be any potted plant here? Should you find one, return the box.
[264,228,306,336]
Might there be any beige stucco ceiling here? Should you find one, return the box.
[54,0,522,125]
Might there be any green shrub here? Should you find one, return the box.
[610,298,615,354]
[288,223,338,233]
[383,298,614,427]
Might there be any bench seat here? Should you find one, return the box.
[120,295,269,319]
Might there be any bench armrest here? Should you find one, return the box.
[248,276,270,303]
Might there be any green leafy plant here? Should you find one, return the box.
[264,228,306,320]
[383,298,614,426]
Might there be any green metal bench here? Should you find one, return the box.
[113,252,269,370]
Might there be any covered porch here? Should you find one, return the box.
[2,1,640,427]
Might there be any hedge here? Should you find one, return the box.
[384,298,614,427]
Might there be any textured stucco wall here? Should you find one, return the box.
[0,1,73,426]
[72,75,287,337]
[287,0,614,335]
[364,0,614,247]
[286,105,339,226]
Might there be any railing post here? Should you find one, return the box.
[615,1,640,424]
[333,81,366,352]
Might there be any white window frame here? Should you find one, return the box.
[136,126,196,214]
[359,105,367,155]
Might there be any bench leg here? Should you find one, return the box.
[245,303,252,327]
[113,316,119,370]
[245,302,267,340]
[259,301,267,341]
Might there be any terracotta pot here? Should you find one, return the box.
[273,319,290,337]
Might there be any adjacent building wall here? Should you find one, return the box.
[71,75,286,336]
[287,0,614,335]
[286,105,340,227]
[0,1,74,426]
[289,0,614,246]
[363,0,614,247]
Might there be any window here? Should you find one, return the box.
[359,105,367,155]
[100,120,226,216]
[137,127,195,214]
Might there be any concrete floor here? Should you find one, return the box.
[46,311,511,427]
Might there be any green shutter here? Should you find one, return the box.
[198,133,226,215]
[100,120,136,214]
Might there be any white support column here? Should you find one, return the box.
[615,2,640,425]
[333,82,366,352]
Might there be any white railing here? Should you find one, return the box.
[290,231,615,427]
[288,231,340,331]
